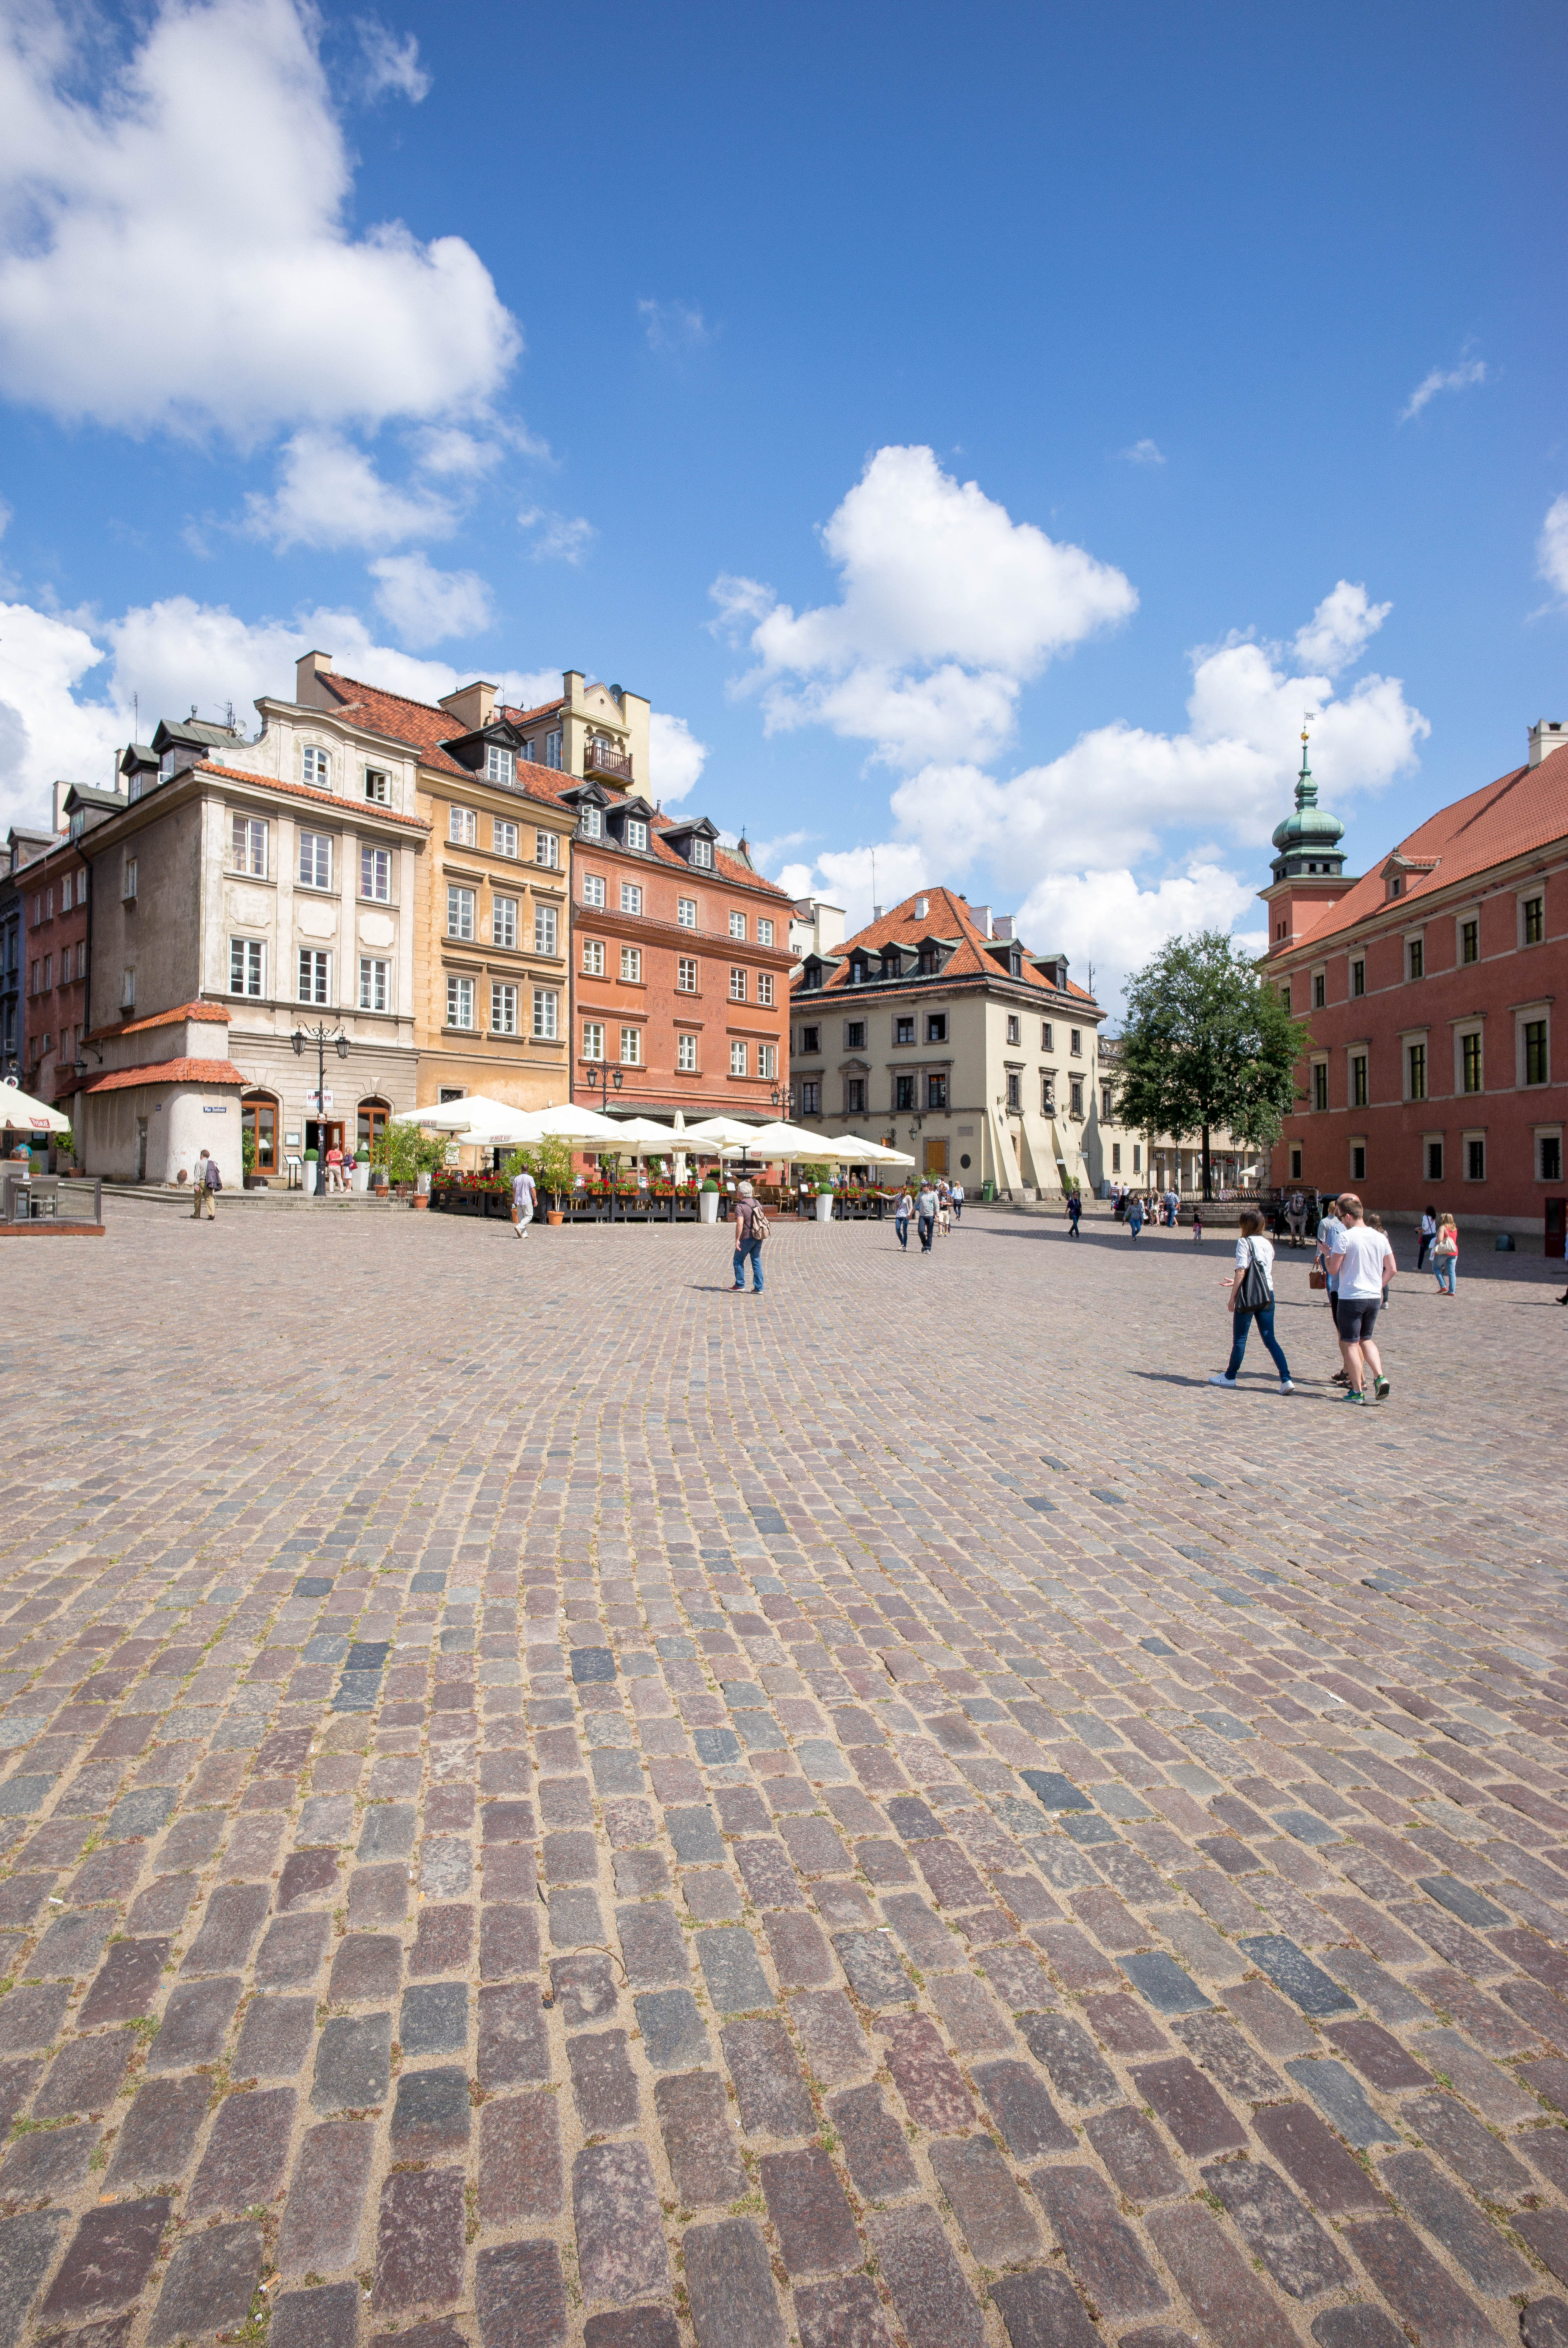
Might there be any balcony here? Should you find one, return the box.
[583,737,633,785]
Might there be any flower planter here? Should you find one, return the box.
[813,1193,833,1222]
[546,1209,564,1225]
[699,1191,720,1224]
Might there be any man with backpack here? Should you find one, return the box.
[192,1147,222,1220]
[732,1180,767,1294]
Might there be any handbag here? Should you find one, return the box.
[1308,1267,1327,1290]
[1236,1239,1271,1313]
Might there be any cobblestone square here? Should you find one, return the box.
[0,1201,1565,2348]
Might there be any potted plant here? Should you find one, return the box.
[698,1175,721,1225]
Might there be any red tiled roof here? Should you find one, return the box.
[790,886,1102,1008]
[197,762,430,829]
[1291,745,1568,950]
[95,1000,229,1040]
[82,1058,247,1095]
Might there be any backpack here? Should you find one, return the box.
[747,1200,768,1243]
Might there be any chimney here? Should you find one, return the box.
[295,649,335,707]
[1528,719,1567,768]
[993,913,1015,941]
[914,895,929,920]
[53,780,71,834]
[439,681,498,733]
[872,904,883,921]
[971,903,993,938]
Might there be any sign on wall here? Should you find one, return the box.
[306,1091,335,1110]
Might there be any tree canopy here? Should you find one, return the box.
[1112,928,1306,1192]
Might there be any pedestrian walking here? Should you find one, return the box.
[937,1179,952,1237]
[732,1180,767,1293]
[1324,1191,1395,1403]
[1191,1207,1203,1243]
[915,1178,938,1253]
[1314,1193,1348,1382]
[1416,1205,1437,1274]
[511,1161,537,1238]
[1209,1207,1294,1392]
[894,1186,912,1249]
[192,1147,220,1220]
[325,1141,345,1193]
[1287,1189,1306,1247]
[1432,1214,1458,1295]
[1127,1194,1144,1241]
[1067,1190,1082,1237]
[951,1178,964,1224]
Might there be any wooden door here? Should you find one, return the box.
[924,1137,948,1178]
[1546,1197,1566,1260]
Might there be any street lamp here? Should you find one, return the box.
[586,1057,622,1220]
[293,1021,350,1195]
[769,1080,797,1119]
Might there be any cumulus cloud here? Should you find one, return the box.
[648,711,707,804]
[0,0,518,439]
[518,508,596,564]
[639,298,711,354]
[716,445,1137,769]
[1014,864,1264,1001]
[1120,438,1165,465]
[1400,350,1487,424]
[1537,494,1568,600]
[1291,580,1392,675]
[244,430,457,551]
[368,554,491,648]
[355,15,430,103]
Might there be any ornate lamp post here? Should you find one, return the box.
[769,1081,796,1119]
[293,1022,349,1196]
[588,1057,622,1219]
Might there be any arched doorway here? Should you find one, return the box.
[242,1090,278,1178]
[358,1097,391,1154]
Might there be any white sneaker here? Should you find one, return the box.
[1208,1373,1237,1387]
[1279,1379,1295,1393]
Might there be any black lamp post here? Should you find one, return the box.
[293,1022,350,1195]
[769,1081,797,1119]
[587,1058,622,1219]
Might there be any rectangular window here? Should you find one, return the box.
[41,954,50,990]
[677,956,697,993]
[1351,1142,1367,1181]
[1425,1139,1444,1182]
[545,729,563,769]
[1407,1042,1426,1100]
[1041,1022,1053,1049]
[583,1020,604,1061]
[532,989,559,1040]
[360,846,391,902]
[927,1014,947,1044]
[297,831,331,890]
[578,803,602,840]
[620,882,643,915]
[844,1020,866,1049]
[677,897,697,929]
[621,1026,641,1066]
[59,946,70,984]
[895,1016,915,1044]
[1525,1018,1549,1086]
[447,884,475,941]
[1313,971,1326,1009]
[494,895,518,950]
[493,819,518,858]
[121,967,135,1009]
[1112,1143,1122,1173]
[1350,958,1365,996]
[729,966,746,1002]
[365,768,389,805]
[1101,1082,1113,1119]
[446,975,474,1029]
[801,1079,821,1115]
[1006,1014,1020,1045]
[1070,1029,1082,1055]
[449,805,477,847]
[1351,1053,1368,1108]
[122,854,138,901]
[1541,1134,1563,1183]
[1042,1074,1056,1113]
[844,1076,866,1111]
[1462,1031,1482,1093]
[729,911,746,939]
[626,818,648,852]
[1313,1062,1328,1112]
[759,1044,777,1079]
[582,873,606,909]
[895,1073,916,1110]
[1133,1144,1142,1173]
[1524,894,1544,945]
[298,949,330,1005]
[1070,1076,1084,1117]
[621,946,643,982]
[692,837,713,868]
[229,938,264,997]
[485,745,515,785]
[757,971,774,1007]
[76,868,87,904]
[61,874,73,912]
[583,938,604,977]
[359,956,389,1012]
[677,1033,697,1072]
[1467,1135,1486,1181]
[231,815,267,876]
[534,829,558,869]
[928,1074,949,1110]
[302,746,330,787]
[1407,937,1424,980]
[758,918,774,947]
[534,903,557,956]
[1280,983,1291,1009]
[1460,918,1478,964]
[800,1025,820,1055]
[1006,1070,1021,1110]
[491,982,518,1035]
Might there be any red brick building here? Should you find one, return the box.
[1262,724,1568,1244]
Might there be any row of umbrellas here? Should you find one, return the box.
[396,1095,915,1168]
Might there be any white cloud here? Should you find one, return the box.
[368,554,491,648]
[518,508,596,565]
[244,429,456,551]
[1537,494,1568,600]
[707,573,777,640]
[648,711,706,804]
[1120,438,1165,465]
[0,0,518,439]
[1291,579,1392,675]
[718,445,1136,769]
[768,840,933,935]
[639,298,711,354]
[1013,864,1263,1004]
[355,15,430,103]
[1400,351,1487,424]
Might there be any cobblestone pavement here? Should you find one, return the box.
[1,1203,1566,2348]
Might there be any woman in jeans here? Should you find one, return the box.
[1432,1214,1458,1295]
[1209,1207,1294,1392]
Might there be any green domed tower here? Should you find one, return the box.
[1270,728,1346,883]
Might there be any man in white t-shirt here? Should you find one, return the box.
[511,1164,537,1238]
[1324,1192,1395,1403]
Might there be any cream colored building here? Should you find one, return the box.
[791,888,1107,1196]
[1090,1035,1262,1195]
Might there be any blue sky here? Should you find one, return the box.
[1,0,1563,1006]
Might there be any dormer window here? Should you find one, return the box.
[302,747,331,787]
[692,838,713,869]
[851,959,866,984]
[1387,874,1403,899]
[158,749,181,782]
[626,818,648,852]
[545,730,563,769]
[485,745,515,785]
[365,769,389,805]
[579,805,603,840]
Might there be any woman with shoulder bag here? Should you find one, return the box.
[1210,1207,1294,1392]
[1432,1214,1458,1295]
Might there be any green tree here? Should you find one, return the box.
[1114,928,1306,1198]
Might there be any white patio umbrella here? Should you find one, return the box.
[0,1082,70,1135]
[680,1116,766,1149]
[390,1094,528,1134]
[839,1136,916,1167]
[717,1119,830,1160]
[525,1103,628,1145]
[606,1117,683,1149]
